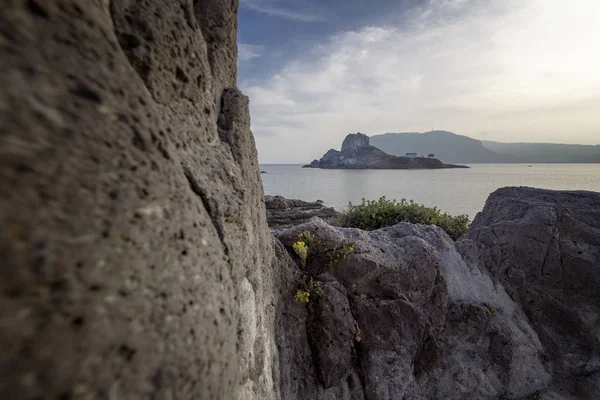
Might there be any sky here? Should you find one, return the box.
[237,0,600,163]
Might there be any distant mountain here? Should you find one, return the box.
[481,141,600,163]
[370,131,600,164]
[370,131,510,164]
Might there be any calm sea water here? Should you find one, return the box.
[260,164,600,219]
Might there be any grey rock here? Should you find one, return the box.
[274,187,600,400]
[271,239,318,399]
[274,219,525,399]
[458,187,600,395]
[265,195,339,228]
[307,133,468,169]
[1,1,276,399]
[341,132,370,153]
[307,280,356,389]
[302,159,321,168]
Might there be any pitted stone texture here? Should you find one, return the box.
[459,187,600,387]
[275,218,553,399]
[1,1,274,399]
[307,280,356,389]
[272,239,365,400]
[273,189,599,400]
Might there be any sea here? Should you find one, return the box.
[260,164,600,219]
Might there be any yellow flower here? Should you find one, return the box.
[295,289,311,303]
[292,240,308,267]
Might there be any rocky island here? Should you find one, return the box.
[304,132,468,169]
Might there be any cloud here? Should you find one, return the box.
[241,0,325,22]
[238,44,263,61]
[244,0,600,163]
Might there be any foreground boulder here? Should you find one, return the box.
[273,187,600,399]
[1,1,277,399]
[459,187,600,398]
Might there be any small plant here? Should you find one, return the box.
[339,196,470,240]
[289,231,352,305]
[328,240,356,268]
[298,231,319,254]
[298,231,315,244]
[294,276,323,304]
[292,240,308,267]
[484,303,496,318]
[305,276,323,298]
[295,290,310,303]
[290,234,325,304]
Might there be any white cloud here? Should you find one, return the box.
[241,0,325,22]
[244,0,600,163]
[238,44,263,61]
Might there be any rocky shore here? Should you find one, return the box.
[2,2,598,400]
[265,195,339,228]
[273,187,600,399]
[304,133,468,169]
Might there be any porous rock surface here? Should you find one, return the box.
[459,187,600,399]
[1,1,276,399]
[274,187,600,399]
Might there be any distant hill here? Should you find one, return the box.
[370,131,511,164]
[370,131,600,164]
[481,141,600,163]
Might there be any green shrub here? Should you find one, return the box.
[292,240,308,267]
[339,196,470,240]
[290,231,354,304]
[298,231,319,254]
[295,275,323,304]
[328,240,356,269]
